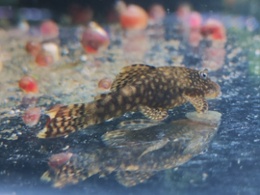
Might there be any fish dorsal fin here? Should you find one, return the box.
[116,171,154,187]
[139,106,168,121]
[111,64,156,92]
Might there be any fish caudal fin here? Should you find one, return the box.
[37,87,137,138]
[37,104,93,138]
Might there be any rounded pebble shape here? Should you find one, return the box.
[48,153,73,169]
[98,78,112,90]
[22,107,41,127]
[188,12,202,30]
[42,42,60,61]
[186,111,222,125]
[25,41,42,56]
[119,4,148,30]
[40,20,59,38]
[19,76,39,93]
[201,19,226,42]
[81,22,110,54]
[35,51,54,66]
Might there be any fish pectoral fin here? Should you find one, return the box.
[139,138,169,159]
[139,106,168,121]
[116,171,154,187]
[183,89,208,113]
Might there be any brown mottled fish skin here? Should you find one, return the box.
[37,64,221,138]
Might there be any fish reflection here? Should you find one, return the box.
[41,111,221,188]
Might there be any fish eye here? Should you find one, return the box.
[200,70,208,79]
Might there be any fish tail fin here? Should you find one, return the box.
[37,103,93,138]
[41,162,86,188]
[37,86,137,138]
[41,152,102,188]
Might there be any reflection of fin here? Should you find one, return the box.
[116,171,154,187]
[139,138,169,159]
[186,111,222,125]
[139,106,168,121]
[42,163,87,188]
[41,171,52,182]
[117,119,159,130]
[111,64,156,91]
[183,89,208,113]
[102,130,128,147]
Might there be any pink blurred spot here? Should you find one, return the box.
[98,78,112,90]
[25,41,42,56]
[81,22,110,54]
[48,152,73,169]
[40,20,59,38]
[35,51,54,66]
[189,12,202,30]
[22,107,41,127]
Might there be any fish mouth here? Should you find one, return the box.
[206,83,221,99]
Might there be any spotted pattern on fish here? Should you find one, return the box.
[37,64,220,138]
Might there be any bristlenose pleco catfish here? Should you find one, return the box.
[37,64,221,138]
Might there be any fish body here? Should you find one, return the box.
[37,64,220,138]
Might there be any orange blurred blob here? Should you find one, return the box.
[117,1,148,30]
[201,19,227,42]
[40,20,59,38]
[48,153,73,169]
[98,78,112,90]
[35,51,54,66]
[81,22,110,54]
[201,19,227,70]
[19,76,39,94]
[22,107,41,127]
[25,41,42,56]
